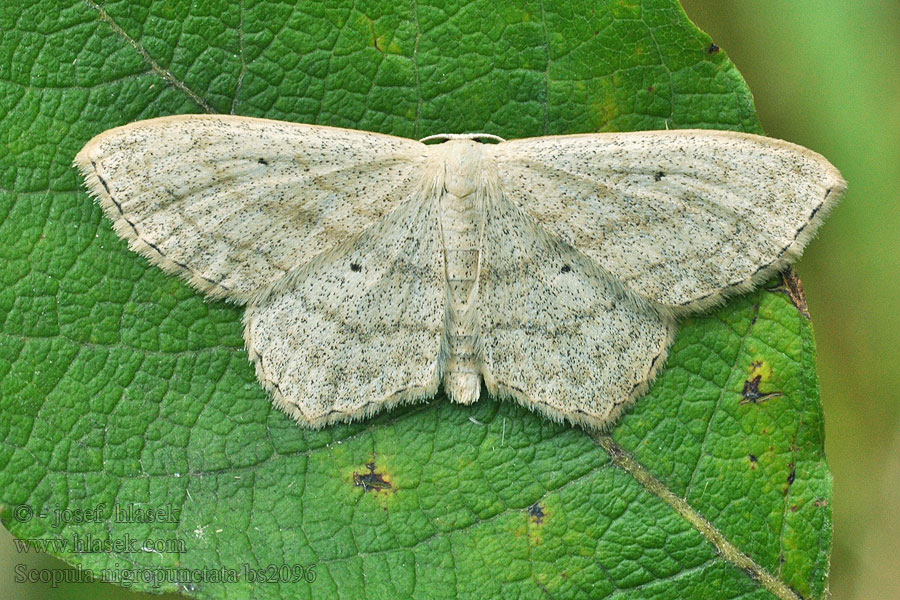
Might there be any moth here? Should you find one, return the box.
[75,115,844,429]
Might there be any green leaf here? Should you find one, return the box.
[0,1,832,599]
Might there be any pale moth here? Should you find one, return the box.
[74,115,844,430]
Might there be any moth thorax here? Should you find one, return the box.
[441,139,484,197]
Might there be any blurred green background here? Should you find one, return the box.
[2,1,898,599]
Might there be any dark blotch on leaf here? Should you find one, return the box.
[527,502,545,524]
[770,268,810,318]
[354,462,392,492]
[740,375,784,405]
